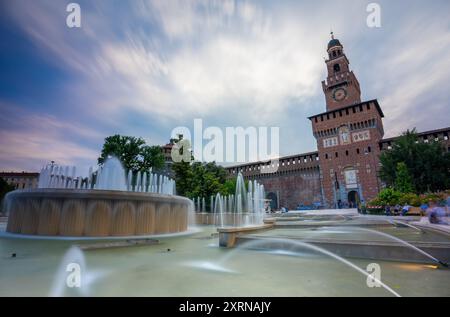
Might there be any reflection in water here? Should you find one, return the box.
[49,246,111,297]
[182,261,237,274]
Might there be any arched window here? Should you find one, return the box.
[333,64,340,73]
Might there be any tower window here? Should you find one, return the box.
[367,104,371,110]
[333,51,337,57]
[368,146,372,153]
[325,154,328,159]
[338,50,341,55]
[345,150,349,156]
[333,64,340,73]
[356,148,360,154]
[335,152,338,158]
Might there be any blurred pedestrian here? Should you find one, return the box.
[385,205,391,216]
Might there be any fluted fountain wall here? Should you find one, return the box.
[6,189,191,237]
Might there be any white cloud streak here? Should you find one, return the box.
[1,0,449,172]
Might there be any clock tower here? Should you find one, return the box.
[322,32,361,111]
[310,33,385,208]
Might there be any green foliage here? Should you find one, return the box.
[377,188,402,205]
[398,193,419,206]
[0,178,15,213]
[221,179,236,196]
[380,129,450,193]
[98,135,165,172]
[172,160,237,210]
[141,145,165,171]
[408,194,423,207]
[171,161,193,197]
[394,162,414,193]
[371,187,448,208]
[421,192,446,205]
[367,197,382,207]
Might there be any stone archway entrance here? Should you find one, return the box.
[266,192,278,211]
[347,190,360,208]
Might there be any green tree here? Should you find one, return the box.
[141,145,165,171]
[171,161,193,197]
[395,162,414,193]
[379,129,450,193]
[172,159,237,210]
[221,179,236,196]
[98,135,164,172]
[0,178,15,213]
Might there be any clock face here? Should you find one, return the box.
[332,88,347,101]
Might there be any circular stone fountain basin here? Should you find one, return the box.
[5,189,191,237]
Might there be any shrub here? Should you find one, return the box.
[378,188,402,206]
[367,197,382,207]
[423,192,445,204]
[398,193,420,206]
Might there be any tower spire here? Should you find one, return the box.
[323,33,361,110]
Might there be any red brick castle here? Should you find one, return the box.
[227,34,450,209]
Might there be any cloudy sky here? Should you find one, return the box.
[0,0,449,175]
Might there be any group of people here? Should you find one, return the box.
[384,204,412,216]
[384,201,449,225]
[425,201,449,225]
[337,200,358,209]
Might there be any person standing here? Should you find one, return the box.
[420,203,428,216]
[385,205,391,216]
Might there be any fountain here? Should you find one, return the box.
[5,157,192,237]
[196,172,267,228]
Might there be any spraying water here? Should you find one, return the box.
[320,226,448,267]
[200,172,266,227]
[38,157,176,195]
[186,238,400,297]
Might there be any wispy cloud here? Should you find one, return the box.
[0,0,449,172]
[0,102,100,173]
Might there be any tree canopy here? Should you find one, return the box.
[0,178,15,212]
[172,160,236,209]
[379,129,450,193]
[394,162,414,193]
[98,135,165,172]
